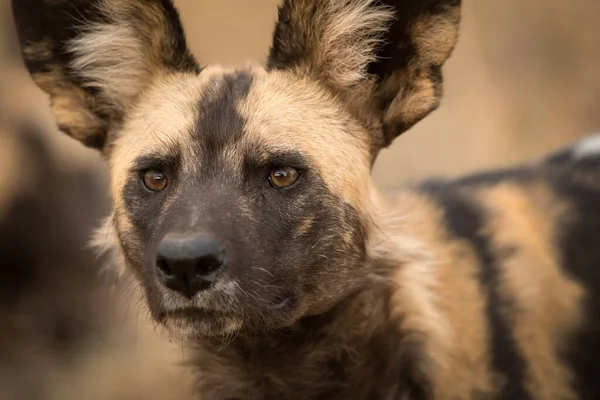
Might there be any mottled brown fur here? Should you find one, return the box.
[12,0,199,148]
[11,0,600,399]
[478,182,583,400]
[386,191,497,399]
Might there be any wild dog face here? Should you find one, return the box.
[12,0,461,337]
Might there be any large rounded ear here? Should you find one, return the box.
[11,0,200,150]
[267,0,462,153]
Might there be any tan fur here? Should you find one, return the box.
[384,191,497,399]
[383,67,438,132]
[68,0,173,111]
[31,66,107,143]
[284,0,394,88]
[294,218,314,238]
[109,69,215,195]
[379,5,461,132]
[479,183,584,400]
[411,6,461,67]
[69,24,154,111]
[238,70,372,210]
[91,213,126,276]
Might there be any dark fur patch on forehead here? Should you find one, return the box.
[122,72,253,242]
[193,71,253,168]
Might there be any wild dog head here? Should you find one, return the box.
[11,0,462,337]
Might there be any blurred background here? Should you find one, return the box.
[0,0,598,398]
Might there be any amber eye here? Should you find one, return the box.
[142,169,167,192]
[268,167,300,189]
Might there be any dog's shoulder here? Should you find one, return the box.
[383,136,600,398]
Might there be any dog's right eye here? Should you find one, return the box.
[142,169,168,192]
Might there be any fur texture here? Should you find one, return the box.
[11,0,600,399]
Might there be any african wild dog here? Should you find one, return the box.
[11,0,600,398]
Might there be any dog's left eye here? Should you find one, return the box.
[268,167,300,189]
[142,169,168,192]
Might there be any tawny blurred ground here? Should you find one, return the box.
[0,0,599,398]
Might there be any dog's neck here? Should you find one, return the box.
[188,281,428,400]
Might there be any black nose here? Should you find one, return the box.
[156,234,226,298]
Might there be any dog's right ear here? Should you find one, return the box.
[267,0,462,153]
[11,0,199,150]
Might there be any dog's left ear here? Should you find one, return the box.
[268,0,462,152]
